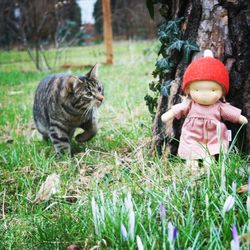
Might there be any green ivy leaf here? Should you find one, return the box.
[149,81,160,92]
[163,17,184,33]
[167,40,185,53]
[158,18,184,46]
[158,31,169,44]
[144,94,158,115]
[160,80,172,96]
[183,40,200,62]
[158,44,166,56]
[155,57,174,74]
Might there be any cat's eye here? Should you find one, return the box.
[97,87,102,92]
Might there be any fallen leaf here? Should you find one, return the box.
[237,184,247,193]
[34,173,60,203]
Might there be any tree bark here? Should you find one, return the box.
[151,0,250,156]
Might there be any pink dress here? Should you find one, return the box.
[172,101,242,159]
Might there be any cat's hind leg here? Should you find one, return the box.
[35,119,49,141]
[49,124,72,156]
[75,119,98,143]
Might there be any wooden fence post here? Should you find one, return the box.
[102,0,113,64]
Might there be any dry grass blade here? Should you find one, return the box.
[239,233,250,242]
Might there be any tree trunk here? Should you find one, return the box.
[151,0,250,156]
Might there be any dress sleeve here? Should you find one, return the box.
[172,100,191,120]
[220,102,242,123]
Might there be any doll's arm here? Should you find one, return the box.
[238,115,248,125]
[161,99,191,123]
[161,109,175,123]
[220,103,248,125]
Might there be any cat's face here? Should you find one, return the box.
[62,65,104,111]
[76,75,104,109]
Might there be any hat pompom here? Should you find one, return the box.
[182,50,229,94]
[204,49,214,58]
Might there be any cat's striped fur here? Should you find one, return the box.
[33,65,104,156]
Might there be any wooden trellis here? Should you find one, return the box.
[102,0,113,64]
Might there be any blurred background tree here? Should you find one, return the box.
[93,0,162,40]
[0,0,163,70]
[0,0,84,70]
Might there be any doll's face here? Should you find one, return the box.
[187,80,224,105]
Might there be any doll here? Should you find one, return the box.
[161,50,248,173]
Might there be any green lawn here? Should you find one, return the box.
[0,41,249,249]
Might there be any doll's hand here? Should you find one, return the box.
[238,115,248,125]
[181,96,191,106]
[161,109,175,123]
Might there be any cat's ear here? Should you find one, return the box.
[62,77,78,96]
[68,77,79,92]
[86,64,99,79]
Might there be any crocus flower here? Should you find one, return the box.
[147,202,152,218]
[232,181,237,194]
[121,223,128,240]
[247,196,250,217]
[159,203,166,222]
[125,192,133,212]
[168,221,178,243]
[136,235,144,250]
[230,224,240,250]
[222,195,235,215]
[221,160,226,192]
[205,194,209,208]
[91,197,100,235]
[129,209,135,241]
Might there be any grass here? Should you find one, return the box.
[0,41,249,249]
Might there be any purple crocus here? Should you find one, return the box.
[168,221,178,243]
[173,227,178,241]
[159,203,166,222]
[230,224,240,250]
[222,195,235,215]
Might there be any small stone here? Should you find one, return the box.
[67,244,79,250]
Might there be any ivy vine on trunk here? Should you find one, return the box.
[145,17,199,117]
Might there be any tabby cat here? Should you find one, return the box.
[33,64,104,156]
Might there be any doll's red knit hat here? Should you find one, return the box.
[182,50,229,94]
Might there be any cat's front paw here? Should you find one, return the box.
[54,145,73,158]
[75,130,97,143]
[55,150,73,158]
